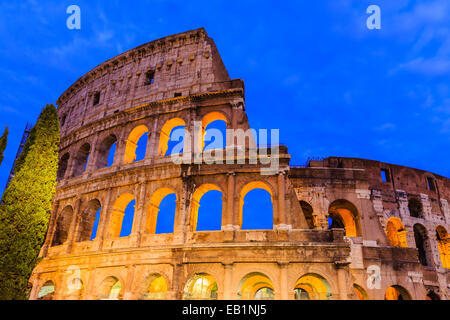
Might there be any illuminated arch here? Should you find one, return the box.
[98,276,122,300]
[238,272,274,300]
[385,217,408,247]
[294,273,332,300]
[123,125,149,164]
[37,280,55,300]
[158,118,186,156]
[239,181,273,229]
[146,188,177,234]
[183,273,218,300]
[94,134,117,169]
[384,285,411,300]
[328,199,360,237]
[108,193,135,238]
[76,199,101,242]
[436,226,449,269]
[353,284,369,300]
[199,112,228,150]
[190,184,223,231]
[139,273,168,300]
[52,205,74,246]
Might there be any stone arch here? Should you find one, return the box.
[146,187,177,234]
[72,143,90,177]
[97,276,123,300]
[408,197,423,218]
[183,273,218,300]
[94,134,117,169]
[238,272,275,300]
[385,217,408,247]
[436,226,449,269]
[426,290,440,300]
[57,152,70,181]
[328,199,360,237]
[139,273,168,300]
[239,181,274,229]
[413,223,432,266]
[293,273,333,300]
[353,283,369,300]
[108,193,136,238]
[384,285,412,300]
[299,200,315,229]
[200,111,228,151]
[158,117,186,156]
[190,184,223,231]
[37,280,56,300]
[123,125,149,164]
[76,199,101,242]
[52,205,74,246]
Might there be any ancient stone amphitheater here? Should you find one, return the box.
[29,28,449,300]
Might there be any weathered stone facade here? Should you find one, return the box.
[29,28,449,300]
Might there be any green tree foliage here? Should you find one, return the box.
[0,127,8,166]
[0,104,59,300]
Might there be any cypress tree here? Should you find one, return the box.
[0,127,8,166]
[0,104,59,300]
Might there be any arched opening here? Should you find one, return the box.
[190,184,223,231]
[124,125,149,164]
[98,276,122,300]
[90,205,102,241]
[436,226,449,269]
[238,272,274,300]
[146,188,176,234]
[37,280,55,300]
[328,199,360,237]
[76,199,101,242]
[139,274,168,300]
[240,181,273,230]
[294,273,332,300]
[94,134,117,169]
[385,217,408,247]
[353,284,369,300]
[299,201,315,229]
[183,273,218,300]
[413,223,431,266]
[72,143,90,177]
[426,290,440,300]
[408,198,423,218]
[200,112,228,151]
[65,277,84,300]
[384,285,411,300]
[108,193,135,238]
[57,153,70,181]
[51,206,74,246]
[158,118,186,156]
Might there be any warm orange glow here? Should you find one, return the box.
[124,125,149,164]
[353,284,368,300]
[141,274,168,300]
[199,112,228,150]
[108,193,135,238]
[238,181,273,227]
[384,285,411,300]
[294,274,332,300]
[385,217,408,247]
[238,272,274,300]
[146,188,176,233]
[183,273,218,300]
[190,184,222,231]
[158,118,186,156]
[436,226,449,269]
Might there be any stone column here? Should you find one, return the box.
[97,188,113,249]
[41,199,60,256]
[278,262,289,300]
[222,262,234,300]
[84,267,97,300]
[275,170,290,230]
[335,262,350,300]
[66,197,83,253]
[222,172,238,231]
[123,265,137,300]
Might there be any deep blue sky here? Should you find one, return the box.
[1,0,449,193]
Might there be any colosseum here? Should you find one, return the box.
[29,28,449,300]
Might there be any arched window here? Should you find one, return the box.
[436,226,449,269]
[328,200,360,237]
[353,284,369,300]
[299,201,315,229]
[72,143,90,177]
[94,134,117,169]
[190,184,223,231]
[384,285,411,300]
[139,274,168,300]
[408,198,423,218]
[98,276,122,300]
[183,273,218,300]
[146,188,177,234]
[76,199,101,242]
[385,217,408,247]
[238,272,274,300]
[413,223,431,266]
[240,181,273,230]
[57,153,70,181]
[124,125,149,164]
[108,193,135,238]
[294,273,332,300]
[37,280,55,300]
[158,118,186,157]
[52,206,74,246]
[426,291,440,300]
[90,205,101,241]
[200,112,227,151]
